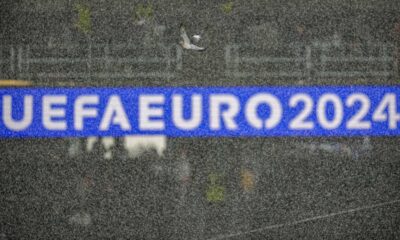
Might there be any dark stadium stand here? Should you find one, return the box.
[1,0,400,239]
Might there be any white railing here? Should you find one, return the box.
[1,43,183,83]
[0,42,398,83]
[225,44,312,80]
[225,42,398,81]
[317,42,398,79]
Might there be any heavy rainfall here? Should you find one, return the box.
[1,0,400,239]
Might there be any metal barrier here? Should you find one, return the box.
[225,44,312,81]
[1,43,182,84]
[0,42,398,84]
[225,42,398,82]
[313,42,398,80]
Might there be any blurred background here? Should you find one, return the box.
[1,0,400,239]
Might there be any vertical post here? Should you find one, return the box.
[10,46,15,76]
[17,46,23,79]
[165,45,171,74]
[320,43,327,78]
[104,44,110,72]
[88,40,92,81]
[176,45,182,71]
[382,44,387,77]
[233,45,240,77]
[305,45,312,82]
[225,45,231,72]
[0,46,2,76]
[394,44,399,79]
[26,45,30,80]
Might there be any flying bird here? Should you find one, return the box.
[179,25,205,51]
[192,34,201,42]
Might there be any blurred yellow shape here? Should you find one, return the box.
[75,3,92,35]
[206,184,225,202]
[0,80,32,87]
[134,3,153,22]
[241,168,255,192]
[206,173,225,202]
[221,1,234,14]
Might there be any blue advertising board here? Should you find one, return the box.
[0,86,399,137]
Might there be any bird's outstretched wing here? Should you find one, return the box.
[180,25,191,45]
